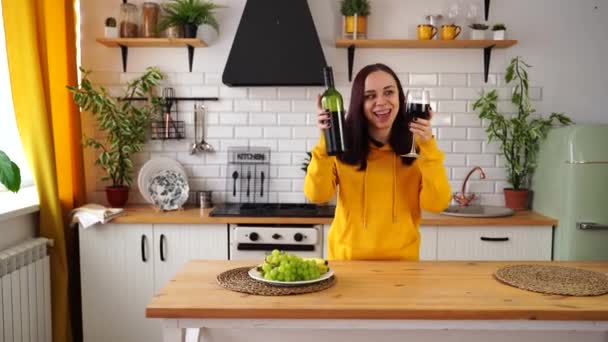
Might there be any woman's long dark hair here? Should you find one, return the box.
[339,63,415,170]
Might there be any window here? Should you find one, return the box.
[0,6,35,192]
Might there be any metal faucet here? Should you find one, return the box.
[453,166,486,206]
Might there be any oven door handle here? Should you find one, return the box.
[237,243,315,251]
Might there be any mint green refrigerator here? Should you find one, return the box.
[532,125,608,260]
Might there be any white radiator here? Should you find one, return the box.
[0,238,53,342]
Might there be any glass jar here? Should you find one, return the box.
[141,2,160,38]
[119,2,139,38]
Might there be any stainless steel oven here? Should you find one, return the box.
[229,224,323,260]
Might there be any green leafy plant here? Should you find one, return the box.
[301,151,312,173]
[473,57,572,190]
[105,17,117,27]
[67,67,164,188]
[340,0,371,16]
[0,151,21,193]
[469,23,489,30]
[159,0,222,33]
[492,23,506,31]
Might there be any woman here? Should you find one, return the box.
[304,63,451,260]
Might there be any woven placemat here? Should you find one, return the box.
[495,264,608,296]
[217,266,336,296]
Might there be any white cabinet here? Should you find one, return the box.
[153,224,228,293]
[79,224,158,342]
[437,226,552,261]
[79,223,229,342]
[419,226,437,260]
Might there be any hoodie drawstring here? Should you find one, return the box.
[363,166,368,229]
[393,153,397,223]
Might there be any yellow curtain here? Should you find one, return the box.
[2,0,84,342]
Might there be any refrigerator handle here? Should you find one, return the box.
[577,222,608,230]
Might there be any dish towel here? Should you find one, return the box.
[70,203,124,229]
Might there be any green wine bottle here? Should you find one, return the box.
[321,66,346,156]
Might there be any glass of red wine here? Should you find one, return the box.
[401,90,431,158]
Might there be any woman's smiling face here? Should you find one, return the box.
[363,70,400,134]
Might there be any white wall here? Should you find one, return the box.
[79,0,608,206]
[0,213,38,251]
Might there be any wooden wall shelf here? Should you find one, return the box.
[96,38,208,72]
[335,39,518,83]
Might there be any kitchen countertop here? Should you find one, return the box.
[113,205,558,226]
[146,260,608,320]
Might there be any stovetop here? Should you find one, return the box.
[209,203,335,217]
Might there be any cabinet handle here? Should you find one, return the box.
[577,222,608,230]
[141,235,148,262]
[160,234,167,262]
[480,236,509,242]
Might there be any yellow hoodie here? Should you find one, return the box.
[304,135,451,260]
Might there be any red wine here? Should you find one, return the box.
[406,102,430,120]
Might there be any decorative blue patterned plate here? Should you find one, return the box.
[148,170,189,211]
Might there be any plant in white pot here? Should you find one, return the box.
[104,17,118,38]
[492,23,506,40]
[473,57,572,210]
[68,67,164,207]
[468,23,488,40]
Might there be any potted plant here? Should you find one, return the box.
[0,151,20,193]
[105,17,118,38]
[492,23,506,40]
[159,0,222,39]
[68,67,164,207]
[340,0,371,39]
[468,23,489,40]
[473,57,572,210]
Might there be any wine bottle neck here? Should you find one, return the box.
[323,67,335,89]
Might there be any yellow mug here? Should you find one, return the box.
[416,24,437,40]
[441,25,462,40]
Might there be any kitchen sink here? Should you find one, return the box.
[440,205,514,218]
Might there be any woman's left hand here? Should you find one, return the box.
[409,107,434,143]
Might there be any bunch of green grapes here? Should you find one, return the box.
[257,249,329,282]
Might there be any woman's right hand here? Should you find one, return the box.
[316,94,330,130]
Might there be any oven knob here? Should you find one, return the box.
[272,233,282,240]
[294,233,304,242]
[249,232,259,241]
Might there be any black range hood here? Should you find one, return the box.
[222,0,327,87]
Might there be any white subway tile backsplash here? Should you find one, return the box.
[206,112,220,124]
[466,154,496,167]
[219,139,249,150]
[278,139,306,152]
[453,87,482,100]
[206,126,234,138]
[264,127,291,138]
[292,100,316,112]
[479,194,504,206]
[220,86,247,98]
[191,86,219,97]
[204,73,221,85]
[438,127,467,140]
[306,87,325,99]
[469,73,497,86]
[438,101,467,113]
[496,155,507,167]
[206,100,233,112]
[495,181,511,192]
[263,100,291,112]
[269,179,292,192]
[249,113,277,125]
[293,127,320,139]
[234,126,262,138]
[482,141,501,153]
[176,152,204,165]
[439,74,467,86]
[453,114,481,127]
[249,139,277,150]
[443,154,466,166]
[467,127,487,140]
[436,140,452,152]
[431,113,452,127]
[453,141,482,153]
[271,153,292,165]
[279,88,307,99]
[292,179,305,192]
[278,113,306,126]
[465,181,495,193]
[219,113,248,125]
[162,140,192,151]
[250,88,277,99]
[204,153,229,165]
[278,192,306,203]
[410,74,437,86]
[497,101,517,113]
[428,88,453,100]
[191,165,221,178]
[235,100,262,112]
[203,179,226,192]
[530,87,542,100]
[174,72,204,84]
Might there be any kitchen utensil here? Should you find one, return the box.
[232,170,239,197]
[148,169,189,211]
[190,103,200,154]
[246,170,251,197]
[162,87,175,138]
[260,171,265,197]
[198,190,213,208]
[197,103,214,152]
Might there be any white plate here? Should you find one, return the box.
[148,169,190,211]
[248,266,334,287]
[137,158,187,204]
